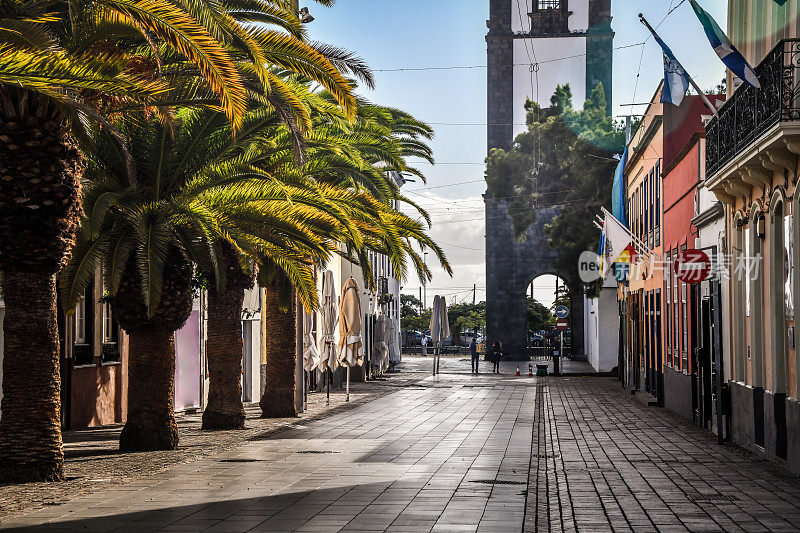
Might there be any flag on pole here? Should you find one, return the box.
[643,23,691,106]
[689,0,760,88]
[602,211,633,277]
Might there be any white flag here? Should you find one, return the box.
[603,211,632,277]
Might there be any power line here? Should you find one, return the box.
[436,240,486,251]
[405,179,485,191]
[370,42,646,72]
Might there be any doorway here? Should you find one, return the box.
[698,295,713,429]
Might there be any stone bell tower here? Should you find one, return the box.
[484,0,612,359]
[487,0,613,151]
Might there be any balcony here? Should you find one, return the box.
[706,39,800,181]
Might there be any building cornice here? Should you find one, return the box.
[625,116,663,173]
[691,201,725,230]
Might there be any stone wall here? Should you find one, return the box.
[484,197,585,360]
[487,0,514,152]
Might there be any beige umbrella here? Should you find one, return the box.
[373,313,389,374]
[337,277,363,400]
[386,317,401,367]
[302,310,320,372]
[429,295,450,376]
[318,270,337,399]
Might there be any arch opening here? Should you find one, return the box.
[770,191,788,394]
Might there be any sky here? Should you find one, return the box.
[306,0,728,308]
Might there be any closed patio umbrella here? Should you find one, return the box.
[429,295,450,376]
[386,316,401,368]
[373,313,389,375]
[302,310,319,372]
[338,277,363,401]
[318,270,337,400]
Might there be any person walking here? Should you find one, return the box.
[490,341,503,374]
[420,334,428,356]
[470,338,479,374]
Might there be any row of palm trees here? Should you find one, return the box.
[0,0,449,482]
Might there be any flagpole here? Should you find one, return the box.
[638,13,719,118]
[598,208,654,260]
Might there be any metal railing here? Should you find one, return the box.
[706,39,800,178]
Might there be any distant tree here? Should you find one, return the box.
[485,83,626,300]
[448,302,486,345]
[401,294,423,330]
[526,298,552,333]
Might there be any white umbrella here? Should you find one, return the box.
[386,316,401,367]
[429,295,450,376]
[338,277,363,401]
[373,313,389,374]
[318,270,337,399]
[302,310,319,372]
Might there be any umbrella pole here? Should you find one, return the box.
[327,368,331,402]
[346,367,350,402]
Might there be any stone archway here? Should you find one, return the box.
[484,195,585,360]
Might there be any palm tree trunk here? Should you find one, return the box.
[260,286,297,417]
[119,326,179,451]
[0,270,64,481]
[202,285,246,429]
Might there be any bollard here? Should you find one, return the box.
[515,365,520,376]
[528,363,533,377]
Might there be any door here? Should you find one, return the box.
[644,292,651,393]
[701,297,713,428]
[655,289,663,405]
[690,284,700,424]
[242,321,252,402]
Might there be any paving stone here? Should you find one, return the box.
[2,358,799,532]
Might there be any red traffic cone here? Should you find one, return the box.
[528,364,533,377]
[515,365,520,376]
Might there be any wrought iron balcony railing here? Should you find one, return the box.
[706,39,800,178]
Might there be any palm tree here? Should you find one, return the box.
[61,103,363,448]
[201,244,255,429]
[0,0,250,482]
[250,93,450,418]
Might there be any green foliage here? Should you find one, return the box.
[526,298,552,333]
[448,302,486,341]
[484,83,626,298]
[400,293,422,330]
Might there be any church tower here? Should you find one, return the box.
[483,1,612,360]
[487,0,613,151]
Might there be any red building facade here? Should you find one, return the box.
[661,94,724,421]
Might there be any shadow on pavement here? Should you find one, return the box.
[0,483,393,532]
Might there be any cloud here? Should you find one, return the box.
[400,192,486,305]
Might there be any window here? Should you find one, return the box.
[655,161,661,246]
[538,0,562,9]
[73,282,94,366]
[673,249,679,368]
[666,251,672,366]
[101,302,121,363]
[102,302,114,344]
[647,168,656,248]
[644,179,649,239]
[681,244,688,370]
[75,295,87,344]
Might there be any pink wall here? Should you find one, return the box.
[175,310,201,411]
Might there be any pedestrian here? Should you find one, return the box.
[470,338,479,373]
[420,334,428,356]
[490,341,503,374]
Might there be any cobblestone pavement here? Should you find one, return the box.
[1,359,799,532]
[525,378,800,533]
[0,361,430,520]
